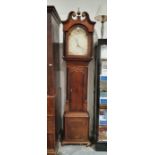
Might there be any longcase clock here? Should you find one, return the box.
[62,10,95,144]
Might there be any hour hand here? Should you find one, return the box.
[75,38,80,47]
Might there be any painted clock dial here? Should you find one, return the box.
[68,26,88,56]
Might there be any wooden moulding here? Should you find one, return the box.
[64,112,89,117]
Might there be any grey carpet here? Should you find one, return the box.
[58,144,107,155]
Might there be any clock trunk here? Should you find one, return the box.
[67,64,88,111]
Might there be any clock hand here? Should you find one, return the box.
[75,38,80,47]
[74,38,86,52]
[75,38,83,49]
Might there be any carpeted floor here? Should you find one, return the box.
[57,144,107,155]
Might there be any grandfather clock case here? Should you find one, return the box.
[62,10,95,144]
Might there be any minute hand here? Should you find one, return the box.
[75,38,83,49]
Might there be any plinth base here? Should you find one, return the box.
[62,140,90,145]
[62,112,89,145]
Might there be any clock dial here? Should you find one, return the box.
[68,27,88,56]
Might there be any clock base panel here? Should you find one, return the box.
[62,112,89,145]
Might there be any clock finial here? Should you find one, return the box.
[76,8,81,18]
